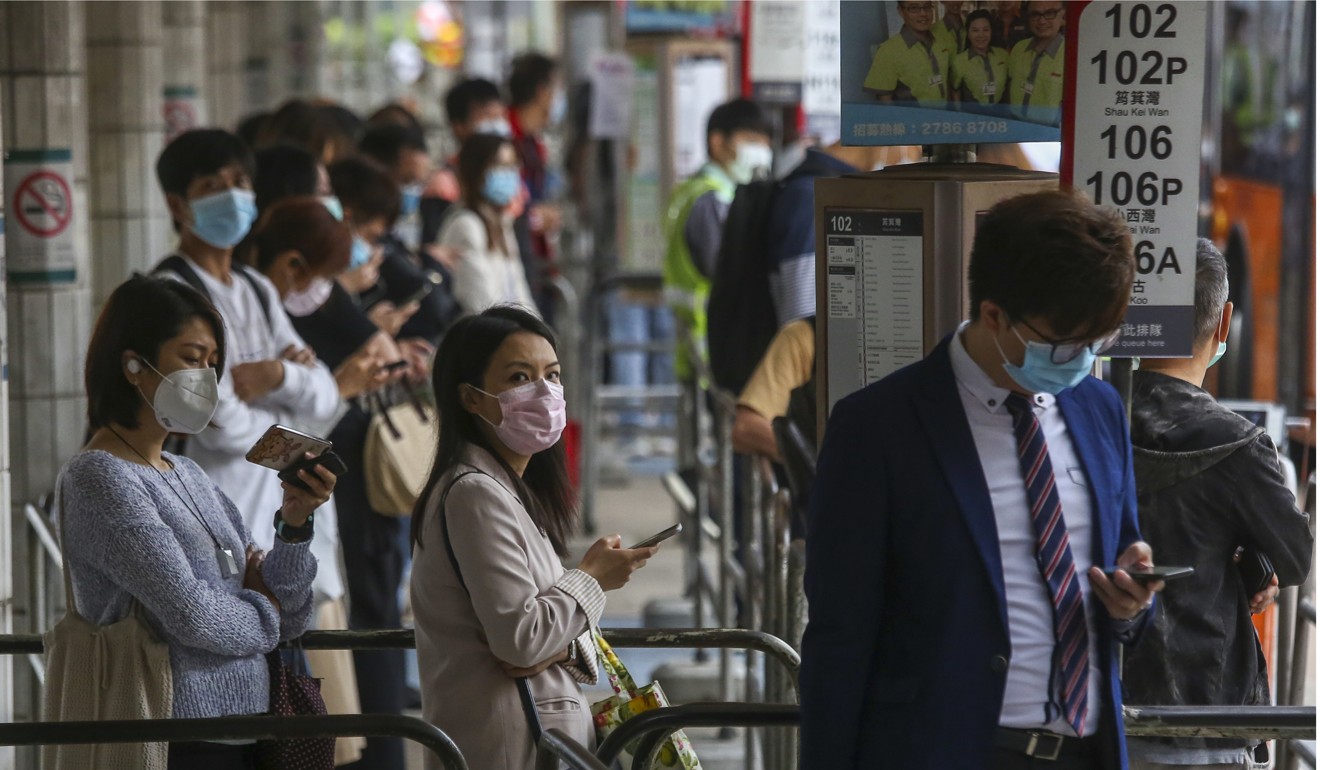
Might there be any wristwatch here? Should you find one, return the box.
[273,508,315,544]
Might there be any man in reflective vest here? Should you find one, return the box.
[663,98,773,381]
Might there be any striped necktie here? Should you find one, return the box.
[1005,392,1089,736]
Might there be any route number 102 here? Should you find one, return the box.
[830,216,853,233]
[1105,3,1177,38]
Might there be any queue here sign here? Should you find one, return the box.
[1063,2,1207,358]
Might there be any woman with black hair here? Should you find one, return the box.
[410,306,656,770]
[438,134,537,315]
[57,275,335,769]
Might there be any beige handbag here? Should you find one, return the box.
[43,477,173,770]
[364,396,438,516]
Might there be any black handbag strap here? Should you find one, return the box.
[437,469,544,744]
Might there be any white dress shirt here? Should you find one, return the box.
[949,325,1102,737]
[160,255,345,601]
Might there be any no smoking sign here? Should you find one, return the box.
[3,148,77,285]
[15,170,72,237]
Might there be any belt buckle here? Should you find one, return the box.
[1025,731,1063,761]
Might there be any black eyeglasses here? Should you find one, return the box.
[1016,318,1123,364]
[1027,8,1063,21]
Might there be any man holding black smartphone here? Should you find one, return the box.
[1123,240,1313,770]
[802,189,1161,770]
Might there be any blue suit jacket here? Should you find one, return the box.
[800,336,1144,770]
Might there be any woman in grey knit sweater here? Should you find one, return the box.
[58,276,336,770]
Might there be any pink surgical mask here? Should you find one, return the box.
[474,379,566,456]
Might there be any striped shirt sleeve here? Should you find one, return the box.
[554,569,604,685]
[555,568,606,626]
[562,629,601,685]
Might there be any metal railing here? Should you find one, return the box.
[536,728,611,770]
[1286,592,1317,769]
[653,327,810,770]
[594,704,800,770]
[535,703,1319,770]
[580,271,681,533]
[1122,705,1316,739]
[0,714,468,769]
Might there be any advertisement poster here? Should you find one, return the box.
[840,1,1064,145]
[625,0,736,34]
[1064,1,1206,358]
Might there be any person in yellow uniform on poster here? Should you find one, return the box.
[863,1,953,108]
[933,1,968,55]
[951,9,1009,116]
[1007,0,1066,126]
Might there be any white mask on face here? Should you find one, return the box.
[474,117,513,138]
[283,276,334,318]
[137,359,220,434]
[730,142,773,184]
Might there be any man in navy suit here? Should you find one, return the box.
[801,188,1163,770]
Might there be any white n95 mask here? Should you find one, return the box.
[138,359,220,434]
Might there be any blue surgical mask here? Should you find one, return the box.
[995,326,1097,395]
[483,168,521,207]
[189,188,257,249]
[400,183,423,218]
[1209,341,1227,368]
[350,235,373,268]
[320,195,344,221]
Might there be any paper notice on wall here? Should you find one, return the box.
[589,53,636,140]
[824,209,924,409]
[802,0,842,144]
[749,1,806,103]
[671,57,729,179]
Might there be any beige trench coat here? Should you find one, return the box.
[411,446,604,770]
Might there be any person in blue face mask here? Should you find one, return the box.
[151,128,344,595]
[438,134,537,317]
[801,188,1166,770]
[359,123,433,252]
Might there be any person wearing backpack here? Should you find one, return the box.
[706,142,914,396]
[662,98,772,381]
[152,129,343,553]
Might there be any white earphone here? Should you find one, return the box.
[126,359,142,374]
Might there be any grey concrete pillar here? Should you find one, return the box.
[342,1,370,112]
[162,0,209,140]
[249,1,299,110]
[0,3,91,755]
[206,0,247,128]
[318,1,348,102]
[287,1,325,98]
[0,0,91,519]
[0,76,11,770]
[86,1,169,309]
[243,0,273,113]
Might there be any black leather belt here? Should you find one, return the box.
[994,727,1093,761]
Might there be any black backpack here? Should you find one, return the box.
[707,179,782,394]
[154,254,273,329]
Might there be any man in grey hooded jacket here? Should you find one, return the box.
[1123,238,1313,770]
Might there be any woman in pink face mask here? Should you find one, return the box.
[408,305,657,770]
